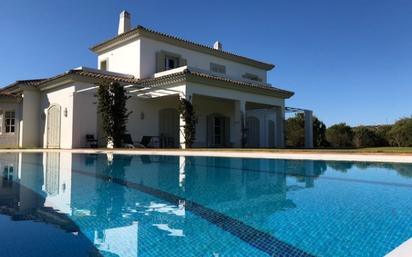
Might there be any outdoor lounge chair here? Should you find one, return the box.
[86,134,98,148]
[122,134,153,148]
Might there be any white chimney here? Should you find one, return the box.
[213,41,223,51]
[118,10,131,35]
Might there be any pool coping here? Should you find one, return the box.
[1,148,412,163]
[385,238,412,257]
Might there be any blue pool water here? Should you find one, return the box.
[0,152,412,257]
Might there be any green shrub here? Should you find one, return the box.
[285,113,328,148]
[353,126,379,147]
[326,123,354,148]
[96,82,131,148]
[388,117,412,147]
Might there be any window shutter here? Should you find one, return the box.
[224,117,230,147]
[180,58,187,67]
[156,51,165,72]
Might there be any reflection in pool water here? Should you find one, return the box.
[0,152,411,257]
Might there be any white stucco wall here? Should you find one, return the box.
[40,84,75,149]
[192,95,235,147]
[127,94,180,143]
[72,82,99,148]
[97,39,141,77]
[186,82,284,147]
[96,36,268,82]
[20,90,41,148]
[139,37,267,81]
[246,109,277,148]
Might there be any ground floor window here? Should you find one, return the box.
[214,116,224,146]
[5,111,15,133]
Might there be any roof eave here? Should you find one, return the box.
[89,26,276,71]
[139,71,294,99]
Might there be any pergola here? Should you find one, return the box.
[285,107,314,148]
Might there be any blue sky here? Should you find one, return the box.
[1,0,411,126]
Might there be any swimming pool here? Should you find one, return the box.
[0,152,411,257]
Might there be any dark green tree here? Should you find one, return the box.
[353,126,379,147]
[374,125,392,146]
[326,123,354,148]
[178,98,197,148]
[388,117,412,147]
[285,113,328,147]
[96,82,131,148]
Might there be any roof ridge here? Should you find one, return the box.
[90,25,275,70]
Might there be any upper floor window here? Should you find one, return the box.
[210,63,226,74]
[5,111,15,133]
[165,55,179,70]
[156,51,187,72]
[100,60,108,71]
[242,73,262,82]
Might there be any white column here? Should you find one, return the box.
[179,156,186,189]
[304,160,315,188]
[274,106,285,148]
[19,89,41,148]
[304,110,314,149]
[233,100,246,147]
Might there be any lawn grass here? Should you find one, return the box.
[186,147,412,154]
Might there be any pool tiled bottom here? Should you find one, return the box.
[1,152,412,256]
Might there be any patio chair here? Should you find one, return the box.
[140,136,153,148]
[86,134,98,148]
[122,134,152,148]
[122,134,137,148]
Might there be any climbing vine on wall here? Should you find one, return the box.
[178,97,197,148]
[96,82,131,148]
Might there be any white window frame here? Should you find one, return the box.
[5,110,16,134]
[164,55,179,70]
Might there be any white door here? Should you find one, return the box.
[47,105,61,148]
[246,116,260,147]
[45,152,60,196]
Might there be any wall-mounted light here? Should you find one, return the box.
[140,112,145,120]
[64,108,68,117]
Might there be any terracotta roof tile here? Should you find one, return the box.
[139,68,294,99]
[90,25,275,70]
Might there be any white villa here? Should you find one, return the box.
[0,11,313,149]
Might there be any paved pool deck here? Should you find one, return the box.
[1,148,412,163]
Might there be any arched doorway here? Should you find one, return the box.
[47,104,61,148]
[246,116,260,147]
[159,108,179,147]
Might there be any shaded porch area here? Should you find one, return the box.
[127,84,287,149]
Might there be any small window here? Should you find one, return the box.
[5,111,15,133]
[165,55,179,70]
[210,63,226,74]
[100,60,108,71]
